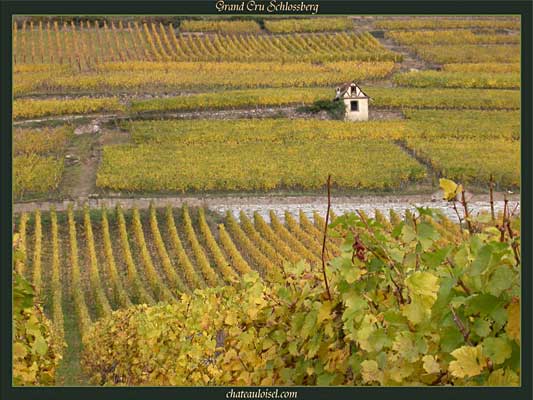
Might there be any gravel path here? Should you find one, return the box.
[14,193,520,223]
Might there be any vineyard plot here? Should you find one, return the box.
[14,206,346,329]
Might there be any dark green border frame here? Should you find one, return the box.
[1,1,531,399]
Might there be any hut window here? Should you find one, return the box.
[350,100,359,111]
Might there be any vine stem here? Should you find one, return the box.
[449,304,472,346]
[489,174,495,222]
[451,200,463,227]
[460,190,473,234]
[321,174,332,301]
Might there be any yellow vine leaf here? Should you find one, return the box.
[422,355,441,374]
[449,345,486,378]
[506,298,520,343]
[487,369,519,386]
[439,178,463,201]
[360,360,384,384]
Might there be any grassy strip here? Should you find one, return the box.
[375,18,519,30]
[386,30,520,45]
[443,63,520,73]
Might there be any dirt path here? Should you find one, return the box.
[13,104,408,128]
[72,152,99,199]
[58,129,101,200]
[375,35,438,72]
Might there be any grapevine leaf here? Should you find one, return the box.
[422,355,441,374]
[392,332,419,363]
[402,300,426,325]
[341,262,361,284]
[317,301,333,325]
[13,343,27,359]
[368,328,392,352]
[418,221,440,241]
[506,299,520,343]
[383,310,409,329]
[300,310,318,340]
[401,224,417,243]
[224,312,238,326]
[288,342,298,356]
[502,341,520,371]
[466,293,499,316]
[440,326,466,353]
[360,360,383,384]
[439,178,462,201]
[316,372,336,386]
[421,246,451,269]
[486,266,514,297]
[406,271,440,299]
[491,304,508,326]
[355,314,378,352]
[486,368,519,386]
[307,333,322,359]
[403,272,440,324]
[342,290,367,319]
[389,248,405,263]
[469,245,492,276]
[32,335,48,356]
[472,319,491,338]
[482,337,512,365]
[449,345,486,378]
[388,360,414,383]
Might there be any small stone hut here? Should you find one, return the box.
[334,82,370,121]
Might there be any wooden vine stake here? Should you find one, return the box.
[321,174,332,300]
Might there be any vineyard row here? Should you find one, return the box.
[13,21,400,68]
[15,205,354,335]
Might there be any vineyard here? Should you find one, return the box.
[14,61,396,96]
[14,205,340,332]
[13,87,521,120]
[13,126,72,198]
[13,21,399,67]
[13,195,521,386]
[12,15,522,387]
